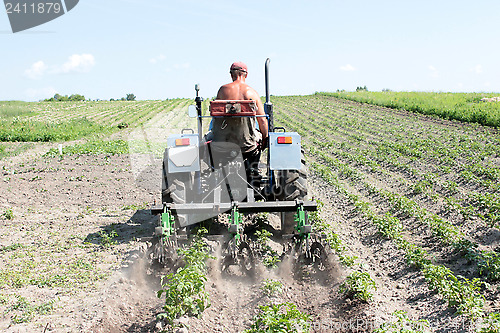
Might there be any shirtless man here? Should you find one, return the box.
[211,61,269,180]
[215,62,268,142]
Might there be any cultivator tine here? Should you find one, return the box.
[153,207,179,265]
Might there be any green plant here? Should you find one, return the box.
[478,312,500,333]
[310,199,357,267]
[8,295,55,324]
[121,202,149,211]
[340,270,376,302]
[244,302,311,333]
[0,243,25,253]
[157,228,213,327]
[44,139,129,157]
[412,180,432,195]
[422,264,485,320]
[372,213,403,239]
[374,310,431,333]
[3,208,14,220]
[0,117,107,142]
[324,91,500,127]
[260,279,284,297]
[255,229,281,269]
[98,229,118,248]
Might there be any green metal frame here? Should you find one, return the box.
[294,203,311,238]
[160,206,175,239]
[229,204,243,243]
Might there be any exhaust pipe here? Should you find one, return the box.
[264,58,273,132]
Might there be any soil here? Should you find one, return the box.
[1,100,499,333]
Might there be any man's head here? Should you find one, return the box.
[230,61,248,81]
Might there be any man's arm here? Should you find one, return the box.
[247,88,268,140]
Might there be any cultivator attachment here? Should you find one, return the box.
[151,200,330,275]
[221,203,255,273]
[152,206,179,265]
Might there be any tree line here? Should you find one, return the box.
[44,93,136,102]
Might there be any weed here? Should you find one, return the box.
[244,302,311,333]
[324,91,500,127]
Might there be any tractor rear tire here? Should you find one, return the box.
[279,149,307,234]
[162,153,191,226]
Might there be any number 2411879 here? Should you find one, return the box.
[5,2,62,14]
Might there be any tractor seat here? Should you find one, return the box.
[210,100,257,117]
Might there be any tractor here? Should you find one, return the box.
[151,59,326,273]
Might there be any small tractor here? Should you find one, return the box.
[151,59,326,273]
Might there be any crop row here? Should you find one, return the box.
[305,129,500,283]
[276,104,499,242]
[269,94,500,327]
[312,162,491,322]
[274,96,500,231]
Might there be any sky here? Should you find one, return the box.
[1,0,499,101]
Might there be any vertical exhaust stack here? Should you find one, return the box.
[264,58,274,132]
[195,84,203,144]
[264,58,274,196]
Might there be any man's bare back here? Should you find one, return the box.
[215,63,268,141]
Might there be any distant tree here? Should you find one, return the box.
[44,93,86,102]
[126,93,136,101]
[382,88,392,92]
[69,94,85,101]
[356,86,368,92]
[120,97,126,101]
[110,98,115,101]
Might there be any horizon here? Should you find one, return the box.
[2,90,500,103]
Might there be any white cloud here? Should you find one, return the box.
[149,54,166,64]
[24,61,48,80]
[174,62,190,69]
[471,64,483,74]
[57,54,95,73]
[340,64,356,71]
[428,65,439,78]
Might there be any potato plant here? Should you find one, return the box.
[157,229,213,327]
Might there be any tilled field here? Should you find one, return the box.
[0,96,499,332]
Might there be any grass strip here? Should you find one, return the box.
[321,91,500,128]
